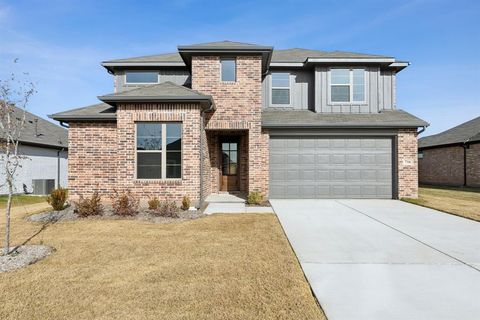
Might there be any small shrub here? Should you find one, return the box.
[148,197,160,210]
[47,187,68,211]
[153,200,179,218]
[75,192,103,217]
[247,191,263,205]
[110,189,139,216]
[181,196,191,211]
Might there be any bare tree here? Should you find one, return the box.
[0,60,35,255]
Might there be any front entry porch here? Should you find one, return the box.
[206,130,249,195]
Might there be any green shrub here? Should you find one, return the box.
[47,188,68,211]
[75,192,103,217]
[153,200,179,218]
[247,191,263,205]
[110,189,139,216]
[181,196,191,211]
[148,197,160,210]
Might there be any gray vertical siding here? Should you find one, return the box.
[114,69,191,92]
[315,66,396,113]
[262,70,314,110]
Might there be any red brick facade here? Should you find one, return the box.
[192,55,269,196]
[397,129,419,198]
[419,142,480,187]
[68,103,203,204]
[68,122,117,199]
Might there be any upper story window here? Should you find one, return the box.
[221,58,236,82]
[125,71,159,84]
[330,68,365,103]
[136,122,182,179]
[271,72,290,105]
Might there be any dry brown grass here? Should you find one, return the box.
[0,208,325,320]
[0,195,47,208]
[403,185,480,221]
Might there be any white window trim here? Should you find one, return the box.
[220,58,236,82]
[328,68,367,105]
[135,122,183,180]
[270,72,292,107]
[125,70,160,85]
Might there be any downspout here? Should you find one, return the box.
[57,147,65,188]
[463,140,470,187]
[199,102,214,208]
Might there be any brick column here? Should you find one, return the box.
[398,128,418,198]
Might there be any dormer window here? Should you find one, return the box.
[329,68,365,103]
[125,71,159,84]
[221,58,236,82]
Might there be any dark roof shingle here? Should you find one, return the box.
[262,109,428,128]
[2,106,68,148]
[49,103,116,121]
[419,116,480,148]
[98,81,212,105]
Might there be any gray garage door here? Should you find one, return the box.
[269,137,393,199]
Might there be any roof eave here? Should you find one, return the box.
[97,95,214,109]
[306,57,396,64]
[262,123,427,129]
[48,114,117,122]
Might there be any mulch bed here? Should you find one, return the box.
[26,205,206,224]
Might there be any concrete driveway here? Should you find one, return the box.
[271,199,480,320]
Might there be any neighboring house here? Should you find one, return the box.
[50,40,427,205]
[418,116,480,187]
[0,107,68,195]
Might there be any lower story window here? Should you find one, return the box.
[136,122,182,179]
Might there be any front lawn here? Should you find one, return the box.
[403,185,480,222]
[0,194,47,208]
[0,209,325,320]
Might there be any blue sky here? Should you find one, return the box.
[0,0,478,135]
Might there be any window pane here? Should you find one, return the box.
[126,72,158,83]
[272,73,290,87]
[229,143,237,151]
[221,59,236,81]
[167,123,182,138]
[353,84,365,101]
[137,153,161,179]
[229,163,237,175]
[331,69,350,85]
[331,85,350,102]
[352,69,365,85]
[166,166,181,179]
[272,89,290,104]
[137,123,161,150]
[166,151,181,165]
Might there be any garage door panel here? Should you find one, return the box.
[269,136,393,199]
[270,154,285,165]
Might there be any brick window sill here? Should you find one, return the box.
[134,179,183,186]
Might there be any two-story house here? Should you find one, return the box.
[50,41,428,205]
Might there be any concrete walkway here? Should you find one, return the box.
[271,199,480,320]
